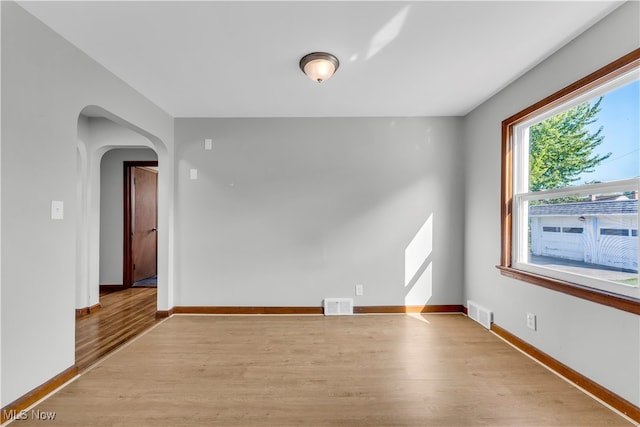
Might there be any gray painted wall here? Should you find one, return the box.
[463,1,640,406]
[175,117,464,307]
[100,148,157,285]
[1,2,173,407]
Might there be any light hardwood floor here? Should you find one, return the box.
[20,314,634,426]
[76,287,160,371]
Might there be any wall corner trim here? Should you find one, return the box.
[75,302,102,318]
[491,323,640,423]
[156,307,175,318]
[0,365,79,423]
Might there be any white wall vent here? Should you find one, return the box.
[323,298,354,315]
[467,300,492,329]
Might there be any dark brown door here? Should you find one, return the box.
[131,166,158,283]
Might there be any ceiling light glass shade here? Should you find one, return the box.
[299,52,340,83]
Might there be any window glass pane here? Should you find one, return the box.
[527,193,638,285]
[528,79,639,192]
[562,227,584,234]
[600,228,629,236]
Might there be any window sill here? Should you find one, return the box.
[497,265,640,315]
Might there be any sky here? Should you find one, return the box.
[578,79,639,183]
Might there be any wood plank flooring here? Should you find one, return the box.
[75,288,160,371]
[19,314,634,426]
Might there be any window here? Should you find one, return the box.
[600,228,629,237]
[500,49,640,314]
[562,227,583,234]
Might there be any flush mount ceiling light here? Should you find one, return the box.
[299,52,340,83]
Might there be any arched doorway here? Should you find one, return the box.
[75,106,171,369]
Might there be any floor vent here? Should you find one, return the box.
[467,300,492,329]
[323,298,354,316]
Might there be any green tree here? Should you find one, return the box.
[529,98,610,191]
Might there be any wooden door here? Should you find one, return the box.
[131,166,158,283]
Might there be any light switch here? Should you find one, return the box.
[51,200,64,220]
[190,169,198,180]
[204,139,213,150]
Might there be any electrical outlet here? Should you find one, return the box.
[526,312,536,331]
[355,284,364,296]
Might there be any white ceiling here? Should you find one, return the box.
[18,1,624,118]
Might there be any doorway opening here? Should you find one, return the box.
[77,155,160,370]
[76,107,171,371]
[124,161,159,288]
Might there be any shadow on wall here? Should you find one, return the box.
[405,213,433,307]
